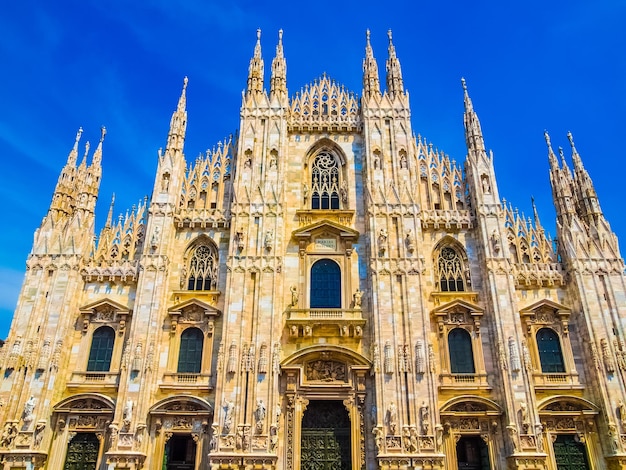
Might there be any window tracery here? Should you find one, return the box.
[311,152,340,210]
[185,243,218,291]
[436,246,466,292]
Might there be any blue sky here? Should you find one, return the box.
[0,1,624,338]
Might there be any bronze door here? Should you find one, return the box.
[301,400,351,470]
[164,435,197,470]
[553,435,590,470]
[63,433,99,470]
[456,435,490,469]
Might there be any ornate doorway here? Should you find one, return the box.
[301,401,351,470]
[164,435,196,470]
[63,433,100,470]
[456,435,490,469]
[553,435,590,470]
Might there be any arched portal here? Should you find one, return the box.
[301,401,351,470]
[281,346,370,470]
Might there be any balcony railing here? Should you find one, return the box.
[532,372,582,389]
[160,373,213,390]
[288,309,364,320]
[286,308,366,339]
[67,371,120,388]
[439,373,490,390]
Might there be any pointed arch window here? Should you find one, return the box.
[311,152,340,210]
[437,247,465,292]
[449,328,475,373]
[536,328,565,373]
[186,244,218,291]
[177,327,204,373]
[310,259,341,308]
[87,326,115,372]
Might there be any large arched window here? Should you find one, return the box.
[186,243,218,291]
[310,259,341,308]
[536,328,565,373]
[87,326,115,372]
[437,246,465,292]
[311,152,340,210]
[449,328,475,373]
[177,328,204,373]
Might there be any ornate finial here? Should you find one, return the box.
[558,146,566,160]
[76,127,83,143]
[183,76,188,89]
[544,130,551,146]
[387,29,393,42]
[257,28,261,40]
[366,29,371,41]
[567,131,575,148]
[461,77,467,91]
[100,126,107,143]
[278,29,283,41]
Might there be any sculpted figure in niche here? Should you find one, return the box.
[387,402,398,435]
[619,400,626,432]
[264,230,273,251]
[223,400,234,434]
[23,396,36,424]
[340,180,348,204]
[123,399,133,427]
[491,230,501,254]
[520,402,530,433]
[290,286,298,307]
[234,229,245,251]
[0,422,18,448]
[399,153,408,169]
[420,401,429,435]
[482,175,491,194]
[353,288,363,308]
[255,399,266,433]
[373,152,381,169]
[161,172,170,192]
[373,426,383,453]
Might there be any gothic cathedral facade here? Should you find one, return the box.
[1,30,625,470]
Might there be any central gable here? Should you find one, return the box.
[289,74,361,132]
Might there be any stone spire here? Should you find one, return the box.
[166,77,188,154]
[50,129,84,216]
[247,29,265,96]
[568,131,603,224]
[385,30,404,98]
[67,127,82,166]
[545,130,558,170]
[105,193,115,229]
[363,29,381,98]
[462,78,487,161]
[531,196,543,232]
[270,29,287,100]
[546,131,576,224]
[91,126,106,166]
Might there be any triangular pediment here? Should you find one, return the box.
[79,298,131,315]
[168,298,221,317]
[432,299,484,316]
[520,299,571,315]
[292,219,359,241]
